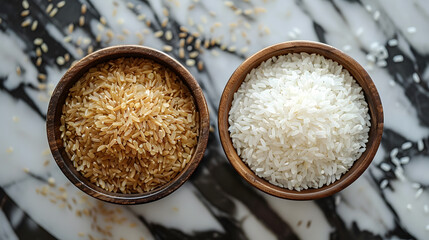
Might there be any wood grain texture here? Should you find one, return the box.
[218,41,383,200]
[47,45,210,204]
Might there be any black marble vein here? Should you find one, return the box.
[0,188,56,240]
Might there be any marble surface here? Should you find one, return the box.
[1,0,429,239]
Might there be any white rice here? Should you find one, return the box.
[228,53,371,191]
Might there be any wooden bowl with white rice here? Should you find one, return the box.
[218,41,383,200]
[47,45,210,204]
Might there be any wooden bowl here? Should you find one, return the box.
[47,45,210,204]
[218,41,383,200]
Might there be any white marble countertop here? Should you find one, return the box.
[1,0,429,239]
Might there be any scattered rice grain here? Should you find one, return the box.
[380,179,388,189]
[393,55,404,63]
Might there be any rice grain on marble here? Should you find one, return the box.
[228,53,370,191]
[61,57,199,194]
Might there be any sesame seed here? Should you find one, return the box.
[23,167,30,173]
[41,43,48,53]
[412,73,420,83]
[31,20,38,31]
[81,4,87,14]
[179,39,185,48]
[78,232,85,237]
[163,45,173,52]
[16,66,22,76]
[33,38,43,45]
[137,14,146,21]
[57,1,66,8]
[165,30,173,41]
[56,56,65,65]
[21,10,30,17]
[87,45,93,54]
[412,182,421,189]
[22,0,29,9]
[46,3,53,13]
[117,18,124,25]
[401,142,412,150]
[21,19,31,27]
[186,59,195,67]
[12,116,19,122]
[179,32,187,38]
[180,26,188,32]
[79,16,85,26]
[393,55,404,63]
[417,140,424,151]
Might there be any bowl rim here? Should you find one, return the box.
[47,45,210,204]
[218,40,383,200]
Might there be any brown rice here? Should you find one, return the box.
[60,57,199,194]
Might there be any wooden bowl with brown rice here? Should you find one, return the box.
[47,45,209,204]
[218,41,383,200]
